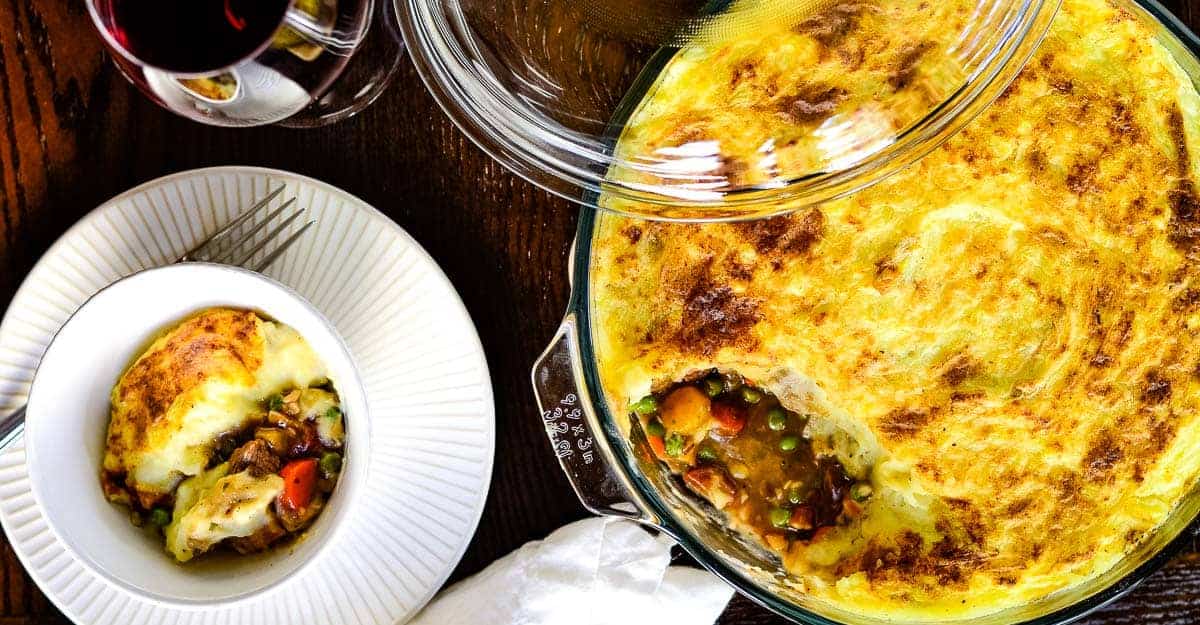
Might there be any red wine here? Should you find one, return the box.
[95,0,293,74]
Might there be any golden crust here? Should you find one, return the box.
[592,0,1200,618]
[103,309,264,507]
[603,0,983,217]
[109,309,262,452]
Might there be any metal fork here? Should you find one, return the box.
[0,186,314,451]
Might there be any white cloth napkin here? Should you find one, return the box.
[408,517,734,625]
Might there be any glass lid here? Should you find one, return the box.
[398,0,1060,220]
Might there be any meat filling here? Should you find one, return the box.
[108,384,347,562]
[633,370,868,547]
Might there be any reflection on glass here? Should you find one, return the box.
[88,0,404,127]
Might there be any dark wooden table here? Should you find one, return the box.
[1,2,1199,623]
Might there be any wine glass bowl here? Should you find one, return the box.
[87,0,404,127]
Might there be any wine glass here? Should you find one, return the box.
[86,0,405,127]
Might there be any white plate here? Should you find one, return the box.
[0,167,495,624]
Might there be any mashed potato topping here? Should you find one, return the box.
[164,462,285,562]
[592,0,1200,618]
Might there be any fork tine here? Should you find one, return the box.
[208,198,298,264]
[184,185,285,260]
[253,221,315,273]
[223,208,307,267]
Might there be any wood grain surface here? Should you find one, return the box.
[1,1,1199,623]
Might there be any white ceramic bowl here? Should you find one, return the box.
[23,263,370,607]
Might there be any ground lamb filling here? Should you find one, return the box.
[102,385,346,562]
[633,370,868,550]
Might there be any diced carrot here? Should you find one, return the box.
[659,386,712,434]
[789,505,815,530]
[711,402,747,435]
[279,458,318,511]
[647,435,667,460]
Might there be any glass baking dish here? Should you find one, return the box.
[531,3,1200,621]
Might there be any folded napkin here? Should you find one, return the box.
[409,517,734,625]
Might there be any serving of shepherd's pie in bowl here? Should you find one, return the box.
[23,263,368,606]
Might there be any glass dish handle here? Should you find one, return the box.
[532,314,659,523]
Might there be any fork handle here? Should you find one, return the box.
[0,404,25,451]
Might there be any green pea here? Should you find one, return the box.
[645,419,666,438]
[149,507,171,527]
[697,445,718,462]
[767,407,788,431]
[788,487,804,504]
[665,433,686,457]
[632,396,659,415]
[703,378,724,397]
[267,394,284,412]
[319,451,343,476]
[324,406,342,421]
[769,506,791,528]
[740,387,763,404]
[779,435,800,452]
[850,482,873,502]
